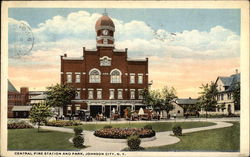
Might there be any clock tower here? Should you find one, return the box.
[95,12,115,48]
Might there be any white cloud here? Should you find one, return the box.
[9,10,240,60]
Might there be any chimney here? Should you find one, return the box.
[64,54,67,57]
[235,69,238,74]
[20,87,29,94]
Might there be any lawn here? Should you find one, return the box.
[69,121,216,132]
[8,129,78,150]
[145,121,240,152]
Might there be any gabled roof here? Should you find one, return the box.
[216,73,240,92]
[175,98,198,105]
[8,80,18,93]
[218,77,233,86]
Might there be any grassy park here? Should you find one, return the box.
[145,121,240,152]
[8,129,77,150]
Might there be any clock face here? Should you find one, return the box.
[102,29,109,35]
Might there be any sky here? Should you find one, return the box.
[8,8,240,98]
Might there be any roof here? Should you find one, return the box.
[217,73,240,92]
[127,58,147,62]
[12,106,32,111]
[175,98,198,105]
[30,94,47,100]
[95,15,115,31]
[8,80,18,93]
[29,91,45,95]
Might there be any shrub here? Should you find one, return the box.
[74,126,83,135]
[127,135,141,150]
[143,124,152,130]
[46,120,81,127]
[103,125,112,129]
[8,121,33,129]
[172,125,182,136]
[73,135,84,148]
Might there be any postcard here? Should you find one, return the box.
[1,1,249,157]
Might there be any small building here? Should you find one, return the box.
[215,71,240,115]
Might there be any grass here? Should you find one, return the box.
[69,121,216,132]
[8,128,79,150]
[145,121,240,152]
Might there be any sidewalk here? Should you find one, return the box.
[39,120,235,151]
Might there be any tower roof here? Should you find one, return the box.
[95,14,115,32]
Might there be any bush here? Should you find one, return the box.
[143,124,152,130]
[46,120,81,127]
[74,126,83,135]
[73,135,84,148]
[127,135,141,150]
[8,121,33,129]
[172,125,182,136]
[103,125,112,129]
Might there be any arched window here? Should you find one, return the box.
[110,69,122,83]
[89,68,101,83]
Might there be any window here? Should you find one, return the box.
[88,90,94,99]
[75,91,80,99]
[111,69,122,83]
[67,74,72,83]
[89,69,101,83]
[109,89,114,99]
[75,74,81,83]
[221,94,224,101]
[97,90,102,99]
[100,56,111,66]
[130,75,135,84]
[177,110,180,114]
[103,38,108,44]
[130,89,135,99]
[118,89,123,99]
[138,89,143,99]
[227,93,231,100]
[67,106,72,114]
[138,74,143,84]
[217,95,220,101]
[75,104,80,115]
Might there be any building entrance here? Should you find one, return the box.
[90,105,102,118]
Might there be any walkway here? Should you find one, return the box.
[39,120,235,151]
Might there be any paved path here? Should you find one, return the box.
[39,119,235,151]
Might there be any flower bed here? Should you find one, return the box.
[8,121,33,129]
[46,120,81,127]
[94,128,155,139]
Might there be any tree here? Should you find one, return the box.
[140,88,153,108]
[29,102,52,132]
[161,86,177,118]
[197,82,218,118]
[233,82,240,110]
[45,83,76,115]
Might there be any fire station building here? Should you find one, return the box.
[60,13,150,118]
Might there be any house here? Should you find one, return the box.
[60,12,150,118]
[214,71,240,115]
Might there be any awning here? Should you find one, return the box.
[12,106,32,112]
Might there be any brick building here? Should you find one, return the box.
[61,13,150,118]
[8,80,30,118]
